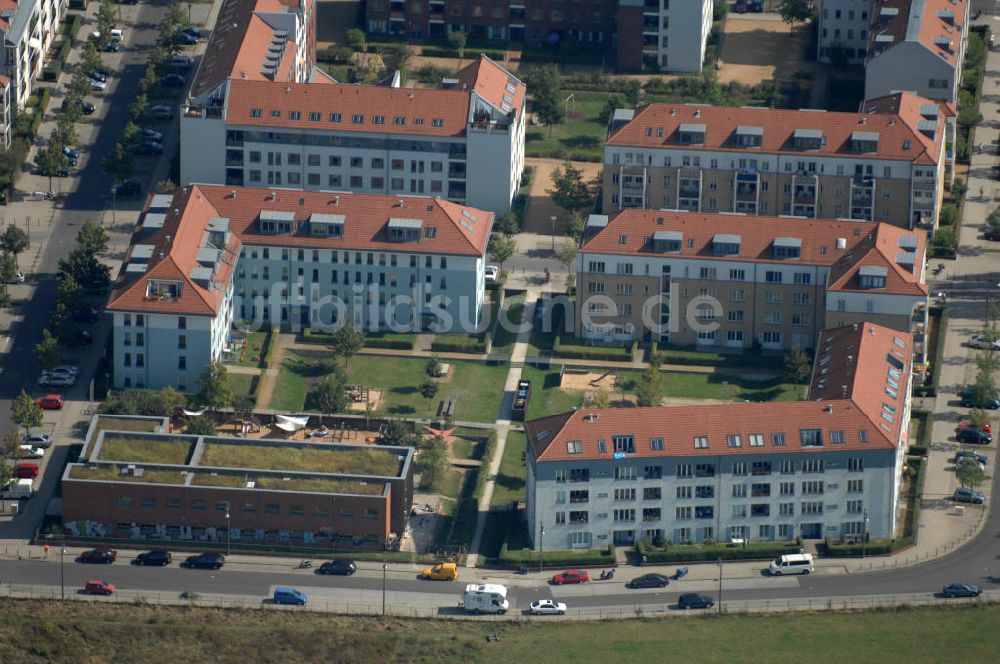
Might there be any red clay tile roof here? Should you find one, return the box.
[827,224,927,295]
[527,322,912,463]
[607,96,945,165]
[224,78,472,137]
[867,0,967,66]
[454,55,526,119]
[108,190,242,316]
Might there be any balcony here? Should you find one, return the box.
[679,186,700,199]
[793,190,816,202]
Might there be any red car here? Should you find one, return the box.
[551,569,590,585]
[958,422,992,434]
[13,463,39,479]
[35,394,64,410]
[84,580,115,595]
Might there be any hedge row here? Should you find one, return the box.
[43,33,76,81]
[914,307,947,397]
[654,344,781,369]
[431,334,489,354]
[636,538,800,564]
[552,338,636,362]
[497,542,614,569]
[364,337,414,350]
[823,538,896,557]
[420,45,507,60]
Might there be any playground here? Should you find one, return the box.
[558,367,619,392]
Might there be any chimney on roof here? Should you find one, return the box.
[847,355,854,364]
[241,71,247,79]
[230,190,237,199]
[870,327,876,335]
[694,109,701,118]
[859,117,866,125]
[889,117,895,126]
[285,86,291,93]
[396,199,404,208]
[332,196,339,205]
[852,323,859,330]
[670,108,676,116]
[824,404,833,413]
[268,191,277,201]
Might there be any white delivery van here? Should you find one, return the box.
[3,479,33,499]
[768,553,814,576]
[460,583,509,614]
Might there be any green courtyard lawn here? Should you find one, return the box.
[525,91,610,161]
[520,364,585,421]
[490,293,526,356]
[225,371,257,399]
[235,332,268,368]
[490,431,527,508]
[270,352,507,423]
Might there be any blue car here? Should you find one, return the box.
[273,587,308,605]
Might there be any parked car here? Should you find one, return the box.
[959,389,1000,409]
[34,394,64,410]
[129,142,164,156]
[317,559,357,575]
[79,548,117,564]
[184,553,225,569]
[550,570,589,585]
[38,373,76,388]
[676,593,715,610]
[149,104,174,120]
[4,269,24,284]
[957,427,992,444]
[13,463,39,479]
[85,70,107,83]
[628,573,669,589]
[18,445,45,459]
[65,98,96,115]
[484,265,499,281]
[62,146,80,160]
[955,450,989,468]
[56,167,72,178]
[173,31,199,45]
[953,487,986,504]
[72,306,100,323]
[968,334,1000,350]
[115,178,142,196]
[942,582,982,598]
[273,587,308,605]
[51,365,80,377]
[957,421,992,434]
[74,330,94,346]
[529,599,567,615]
[23,433,53,448]
[179,27,205,39]
[138,127,163,142]
[104,40,121,53]
[89,78,108,92]
[160,74,186,87]
[421,562,457,580]
[168,55,192,70]
[135,550,172,566]
[84,580,116,595]
[985,227,1000,241]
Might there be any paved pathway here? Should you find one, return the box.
[253,331,290,411]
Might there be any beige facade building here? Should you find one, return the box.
[601,92,952,230]
[575,209,929,358]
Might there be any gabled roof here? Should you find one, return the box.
[606,97,945,165]
[827,224,927,296]
[454,55,526,119]
[867,0,968,67]
[108,190,242,316]
[527,323,913,464]
[224,78,472,136]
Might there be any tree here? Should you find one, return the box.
[380,42,413,74]
[966,408,991,429]
[419,377,439,405]
[777,0,812,30]
[345,28,367,51]
[96,0,117,50]
[0,225,28,268]
[565,211,586,244]
[102,142,135,185]
[0,452,12,505]
[598,94,627,126]
[0,253,18,303]
[634,357,665,407]
[77,220,110,256]
[547,161,594,213]
[525,65,563,134]
[970,366,998,406]
[416,438,447,489]
[34,329,61,371]
[311,373,349,423]
[53,116,77,151]
[48,303,75,345]
[34,144,68,191]
[783,348,812,384]
[331,322,365,368]
[488,233,515,269]
[165,0,189,32]
[233,395,255,423]
[556,241,578,289]
[82,41,102,76]
[426,356,442,377]
[493,210,520,237]
[129,91,149,123]
[58,247,111,290]
[956,458,986,488]
[448,30,468,59]
[185,417,217,436]
[382,418,416,446]
[2,429,20,459]
[196,363,233,411]
[590,389,610,409]
[155,178,177,194]
[12,390,43,435]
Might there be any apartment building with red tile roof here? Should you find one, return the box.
[106,185,493,390]
[523,321,914,550]
[601,92,950,230]
[182,0,526,213]
[574,209,928,359]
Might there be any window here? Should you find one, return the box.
[780,460,794,474]
[748,434,764,447]
[676,464,692,478]
[848,457,864,472]
[555,512,566,524]
[190,499,206,512]
[751,504,770,517]
[732,462,747,476]
[802,480,824,495]
[643,508,661,522]
[695,463,715,478]
[693,436,708,449]
[727,434,742,448]
[566,441,582,454]
[614,488,636,501]
[570,490,589,503]
[751,461,771,476]
[732,504,747,518]
[751,483,771,497]
[780,482,795,496]
[765,271,782,283]
[569,510,589,524]
[695,485,714,499]
[695,506,714,519]
[803,459,824,473]
[848,479,863,493]
[676,506,692,520]
[644,487,661,500]
[800,428,823,447]
[846,500,863,514]
[732,484,747,498]
[643,465,662,479]
[650,437,664,451]
[613,435,636,454]
[554,469,566,483]
[801,501,823,515]
[614,466,637,481]
[772,433,787,447]
[569,468,590,482]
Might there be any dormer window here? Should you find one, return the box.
[712,234,741,256]
[858,265,888,289]
[652,230,682,253]
[259,210,296,234]
[792,128,823,150]
[146,279,182,299]
[677,123,706,145]
[309,213,345,238]
[733,126,763,148]
[772,237,802,259]
[851,131,880,154]
[387,217,423,242]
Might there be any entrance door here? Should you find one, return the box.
[613,530,635,546]
[800,523,823,539]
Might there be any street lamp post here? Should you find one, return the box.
[862,510,870,559]
[225,505,231,555]
[382,562,388,615]
[60,545,66,601]
[717,557,723,615]
[539,525,545,573]
[550,216,556,252]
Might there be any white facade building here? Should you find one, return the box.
[107,185,493,390]
[818,0,872,64]
[1,0,66,109]
[637,0,714,73]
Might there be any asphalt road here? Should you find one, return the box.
[0,0,173,420]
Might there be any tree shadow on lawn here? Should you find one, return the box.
[286,357,331,378]
[392,385,418,395]
[494,472,525,495]
[388,405,416,415]
[558,135,601,150]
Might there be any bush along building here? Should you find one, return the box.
[524,321,914,550]
[601,93,954,231]
[61,414,415,551]
[106,185,493,390]
[181,0,526,212]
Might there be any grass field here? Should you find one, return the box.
[4,600,1000,664]
[524,91,609,161]
[236,332,267,368]
[490,431,527,507]
[271,352,508,423]
[225,371,257,398]
[491,293,526,355]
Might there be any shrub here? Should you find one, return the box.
[636,539,800,563]
[68,0,85,8]
[938,203,959,226]
[430,336,487,354]
[497,542,614,569]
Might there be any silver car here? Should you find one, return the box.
[18,445,45,459]
[23,433,53,448]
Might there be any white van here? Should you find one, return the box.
[460,583,509,614]
[768,553,814,576]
